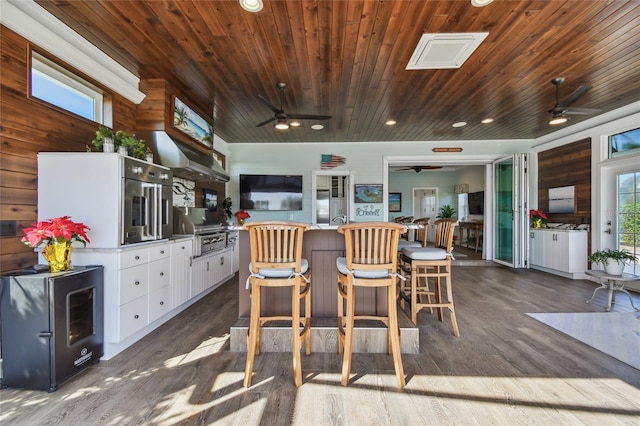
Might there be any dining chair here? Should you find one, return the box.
[336,222,406,388]
[243,221,312,387]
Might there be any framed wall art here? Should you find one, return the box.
[388,192,402,212]
[173,96,214,148]
[354,184,383,203]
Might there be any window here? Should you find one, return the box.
[609,127,640,158]
[617,171,639,274]
[30,51,104,123]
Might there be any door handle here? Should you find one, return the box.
[604,229,612,234]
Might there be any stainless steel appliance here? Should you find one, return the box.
[123,157,173,244]
[0,266,104,392]
[173,207,227,257]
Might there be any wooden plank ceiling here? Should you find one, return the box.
[36,0,640,144]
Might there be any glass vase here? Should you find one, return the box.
[42,240,73,273]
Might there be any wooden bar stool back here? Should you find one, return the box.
[243,221,311,387]
[399,219,460,336]
[336,222,406,388]
[398,218,430,298]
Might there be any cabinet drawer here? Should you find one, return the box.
[120,264,149,305]
[149,258,171,291]
[149,286,171,323]
[119,296,148,340]
[149,244,170,262]
[120,247,149,269]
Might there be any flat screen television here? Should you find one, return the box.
[239,174,303,211]
[468,191,484,214]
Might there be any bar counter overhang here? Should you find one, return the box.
[230,225,420,354]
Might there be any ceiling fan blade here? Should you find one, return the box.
[557,84,592,107]
[255,116,277,127]
[565,107,602,115]
[288,113,332,120]
[255,94,280,114]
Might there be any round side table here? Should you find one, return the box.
[585,270,640,312]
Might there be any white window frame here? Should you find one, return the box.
[31,51,104,123]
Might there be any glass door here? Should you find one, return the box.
[493,154,528,268]
[617,171,639,274]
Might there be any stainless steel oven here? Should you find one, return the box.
[123,158,173,244]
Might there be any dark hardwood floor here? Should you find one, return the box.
[2,266,639,425]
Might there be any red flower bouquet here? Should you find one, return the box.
[22,216,91,248]
[529,209,547,228]
[234,210,251,220]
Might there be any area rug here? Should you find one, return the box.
[527,312,640,371]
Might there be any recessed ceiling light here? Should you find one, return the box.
[481,118,494,124]
[386,120,397,126]
[311,124,324,130]
[274,122,289,130]
[239,0,263,13]
[452,121,467,128]
[471,0,494,7]
[289,121,301,127]
[549,116,568,125]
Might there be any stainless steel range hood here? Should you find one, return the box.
[139,131,229,182]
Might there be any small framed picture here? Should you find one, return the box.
[389,192,402,212]
[354,184,383,203]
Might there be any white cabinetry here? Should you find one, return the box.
[171,240,193,307]
[192,248,234,294]
[529,229,588,279]
[148,245,171,323]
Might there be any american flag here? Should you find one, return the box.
[321,154,346,169]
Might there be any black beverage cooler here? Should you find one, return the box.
[0,266,104,392]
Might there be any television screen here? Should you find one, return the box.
[203,189,218,212]
[239,174,303,211]
[468,191,484,214]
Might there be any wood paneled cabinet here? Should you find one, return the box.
[529,229,588,278]
[171,240,193,307]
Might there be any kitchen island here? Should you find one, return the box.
[230,224,420,354]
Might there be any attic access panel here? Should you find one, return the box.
[406,33,489,70]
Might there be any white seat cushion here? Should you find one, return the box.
[253,258,309,278]
[336,257,389,279]
[401,247,448,260]
[397,240,421,250]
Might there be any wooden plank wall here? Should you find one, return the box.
[0,27,224,273]
[537,138,592,225]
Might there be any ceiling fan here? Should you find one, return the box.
[547,77,601,124]
[255,83,331,129]
[395,165,444,173]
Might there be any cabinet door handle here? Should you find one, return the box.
[135,255,140,260]
[160,250,165,254]
[160,301,164,305]
[135,280,140,285]
[207,262,210,271]
[134,314,139,319]
[160,272,164,276]
[220,257,224,265]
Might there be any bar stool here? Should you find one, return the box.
[399,219,459,336]
[336,222,406,388]
[243,221,312,387]
[398,218,429,301]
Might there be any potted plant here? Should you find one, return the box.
[588,248,637,275]
[88,126,150,160]
[437,204,456,219]
[22,216,91,272]
[529,209,547,229]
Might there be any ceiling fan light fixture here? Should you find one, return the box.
[274,121,289,130]
[471,0,494,7]
[239,0,263,12]
[385,119,397,126]
[549,115,568,125]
